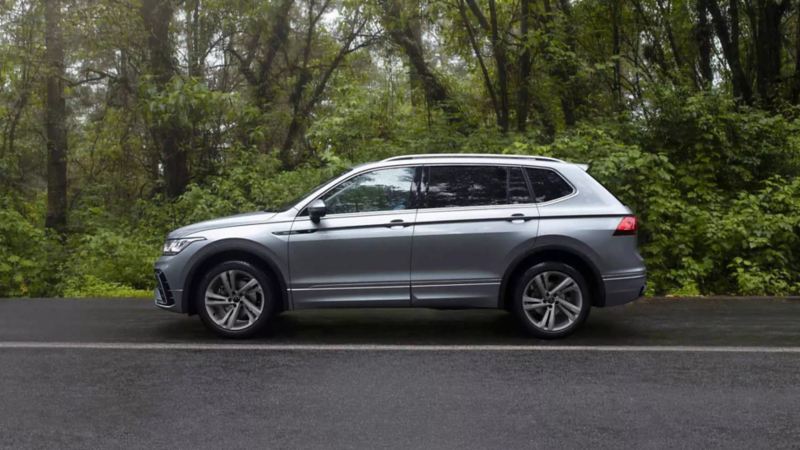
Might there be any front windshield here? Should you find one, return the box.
[275,168,352,211]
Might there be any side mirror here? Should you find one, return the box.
[308,199,327,223]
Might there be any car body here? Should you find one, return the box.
[155,154,646,338]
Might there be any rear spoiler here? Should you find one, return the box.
[574,163,589,171]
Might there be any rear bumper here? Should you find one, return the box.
[601,273,646,307]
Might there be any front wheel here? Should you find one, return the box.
[196,260,275,338]
[511,262,591,339]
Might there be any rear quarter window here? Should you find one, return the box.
[525,168,574,203]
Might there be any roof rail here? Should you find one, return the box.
[382,153,566,163]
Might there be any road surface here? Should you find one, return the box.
[0,297,798,449]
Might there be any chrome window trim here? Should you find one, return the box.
[416,163,556,212]
[293,209,416,221]
[291,160,579,216]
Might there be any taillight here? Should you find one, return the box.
[614,216,637,236]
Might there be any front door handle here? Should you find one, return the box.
[508,213,527,224]
[387,219,408,229]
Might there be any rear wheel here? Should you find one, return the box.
[196,260,275,338]
[512,262,591,339]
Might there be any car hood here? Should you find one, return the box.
[167,211,278,238]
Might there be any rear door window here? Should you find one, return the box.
[525,168,574,203]
[423,165,532,208]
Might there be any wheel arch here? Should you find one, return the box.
[499,243,605,309]
[181,239,289,315]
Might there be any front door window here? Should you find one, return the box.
[322,167,416,215]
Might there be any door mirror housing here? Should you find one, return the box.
[308,199,327,223]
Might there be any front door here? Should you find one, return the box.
[411,164,539,308]
[288,166,418,308]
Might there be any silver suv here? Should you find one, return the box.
[155,154,646,339]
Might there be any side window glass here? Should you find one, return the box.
[321,167,415,214]
[424,165,518,208]
[525,168,574,202]
[508,167,532,204]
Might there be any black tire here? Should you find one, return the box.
[511,261,591,339]
[196,260,276,338]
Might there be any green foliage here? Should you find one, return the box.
[62,275,152,298]
[0,202,58,297]
[63,229,160,292]
[2,0,800,298]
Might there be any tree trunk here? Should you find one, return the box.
[382,0,462,123]
[557,0,578,126]
[516,0,532,132]
[705,0,753,103]
[255,0,293,109]
[611,0,623,110]
[141,0,188,199]
[185,0,204,79]
[793,0,800,103]
[488,0,509,132]
[655,0,687,77]
[753,0,787,106]
[457,0,499,121]
[44,0,68,233]
[406,0,425,108]
[695,0,714,87]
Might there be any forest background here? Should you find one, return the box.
[1,0,799,297]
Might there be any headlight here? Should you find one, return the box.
[162,237,205,255]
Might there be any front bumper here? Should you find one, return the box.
[602,272,646,307]
[154,256,187,313]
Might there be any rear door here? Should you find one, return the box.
[410,164,539,308]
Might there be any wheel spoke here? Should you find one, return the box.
[547,306,556,330]
[557,303,576,321]
[522,295,547,310]
[533,274,548,297]
[536,308,551,329]
[550,277,575,295]
[226,302,242,328]
[557,299,581,314]
[241,304,255,322]
[217,307,235,326]
[206,300,231,306]
[239,278,259,295]
[241,298,261,316]
[220,271,234,295]
[206,292,228,301]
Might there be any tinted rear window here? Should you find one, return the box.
[423,166,531,208]
[525,168,574,202]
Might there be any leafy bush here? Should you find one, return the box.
[0,204,58,297]
[62,229,160,294]
[62,275,152,298]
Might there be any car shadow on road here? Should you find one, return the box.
[151,308,644,345]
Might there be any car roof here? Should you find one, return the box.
[356,153,588,171]
[383,153,565,163]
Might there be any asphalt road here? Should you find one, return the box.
[1,297,799,449]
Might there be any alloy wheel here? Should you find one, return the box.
[521,271,583,332]
[204,269,265,331]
